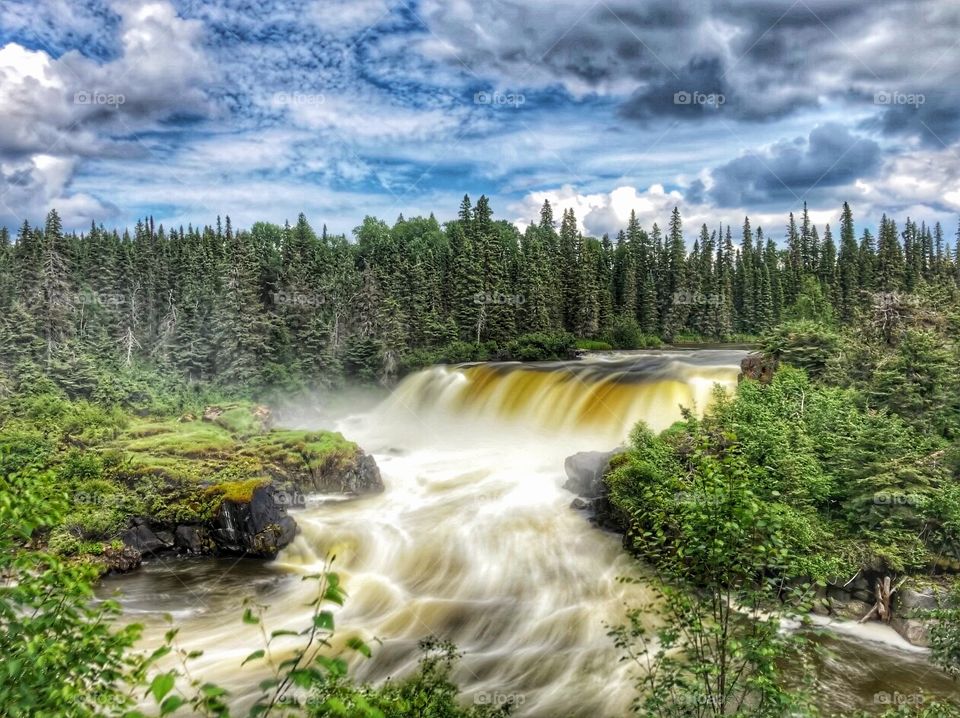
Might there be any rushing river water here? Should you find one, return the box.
[98,350,958,716]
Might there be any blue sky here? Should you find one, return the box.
[0,0,958,240]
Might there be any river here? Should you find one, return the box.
[98,350,958,716]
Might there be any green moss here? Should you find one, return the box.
[211,403,265,437]
[243,429,357,474]
[119,420,236,458]
[206,477,270,504]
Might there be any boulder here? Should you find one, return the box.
[830,598,872,621]
[301,450,384,495]
[563,450,617,498]
[563,449,631,532]
[101,544,142,573]
[121,519,173,556]
[210,486,298,558]
[174,524,211,554]
[891,616,930,647]
[897,586,940,613]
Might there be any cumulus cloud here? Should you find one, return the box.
[0,0,214,226]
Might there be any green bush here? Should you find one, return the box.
[499,332,576,361]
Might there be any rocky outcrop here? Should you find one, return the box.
[286,449,384,495]
[209,486,297,558]
[563,449,628,531]
[100,544,142,573]
[563,450,616,498]
[739,353,778,384]
[118,487,298,565]
[121,519,174,556]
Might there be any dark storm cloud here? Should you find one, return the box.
[689,124,882,206]
[418,0,960,131]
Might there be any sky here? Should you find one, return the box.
[0,0,958,240]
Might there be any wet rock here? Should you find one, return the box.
[563,450,617,498]
[121,520,173,556]
[830,599,872,621]
[101,544,142,573]
[296,450,384,495]
[570,497,592,511]
[210,486,298,558]
[174,525,211,554]
[338,450,384,494]
[739,353,778,384]
[891,616,930,647]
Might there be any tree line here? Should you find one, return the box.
[1,197,959,388]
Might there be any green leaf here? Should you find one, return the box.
[242,649,265,666]
[160,695,185,715]
[346,636,372,658]
[314,611,335,631]
[149,672,176,703]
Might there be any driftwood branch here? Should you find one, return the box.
[859,575,908,624]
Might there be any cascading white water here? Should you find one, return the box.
[100,348,959,715]
[97,351,746,714]
[269,351,747,715]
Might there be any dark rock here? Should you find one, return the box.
[562,449,630,532]
[174,525,211,553]
[296,449,384,495]
[210,486,298,558]
[101,544,142,573]
[563,450,617,498]
[826,584,852,603]
[570,498,591,511]
[851,589,874,603]
[121,522,172,555]
[739,353,778,384]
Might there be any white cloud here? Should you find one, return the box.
[0,0,214,226]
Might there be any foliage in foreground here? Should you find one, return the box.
[607,424,819,717]
[0,460,507,718]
